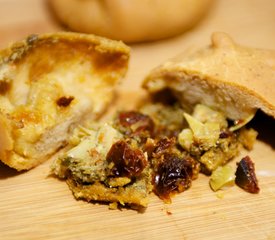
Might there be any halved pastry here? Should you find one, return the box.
[0,32,130,170]
[143,32,275,120]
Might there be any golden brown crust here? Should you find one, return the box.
[49,0,214,43]
[0,32,130,170]
[67,178,150,208]
[0,114,13,162]
[143,32,275,120]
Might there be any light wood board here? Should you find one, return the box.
[0,0,275,239]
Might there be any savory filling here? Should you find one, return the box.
[52,101,258,207]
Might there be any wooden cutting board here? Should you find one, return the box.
[1,0,275,239]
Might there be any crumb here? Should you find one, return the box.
[109,202,118,210]
[161,204,173,215]
[216,191,224,199]
[166,210,173,215]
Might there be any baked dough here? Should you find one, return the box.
[143,32,275,120]
[0,32,130,170]
[49,0,214,43]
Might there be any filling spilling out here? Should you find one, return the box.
[52,95,259,209]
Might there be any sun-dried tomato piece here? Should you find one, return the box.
[153,138,176,158]
[153,153,195,202]
[56,96,74,107]
[219,130,232,139]
[0,79,11,94]
[117,111,154,137]
[106,140,147,178]
[235,156,260,193]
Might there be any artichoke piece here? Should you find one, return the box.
[229,113,255,132]
[183,113,220,149]
[179,104,228,151]
[193,104,228,128]
[210,165,235,191]
[52,123,123,182]
[178,128,193,151]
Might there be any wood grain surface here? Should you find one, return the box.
[0,0,275,239]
